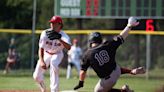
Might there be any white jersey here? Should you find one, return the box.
[39,29,71,54]
[67,45,82,62]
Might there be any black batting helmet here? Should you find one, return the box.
[88,32,102,44]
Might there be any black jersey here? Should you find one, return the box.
[81,35,124,78]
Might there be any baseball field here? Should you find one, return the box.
[0,68,164,92]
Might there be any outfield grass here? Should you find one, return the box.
[0,68,164,92]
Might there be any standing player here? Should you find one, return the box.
[66,38,82,79]
[3,38,18,74]
[74,17,145,92]
[33,16,71,92]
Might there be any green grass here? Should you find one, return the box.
[0,68,164,92]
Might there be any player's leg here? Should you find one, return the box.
[66,62,72,79]
[38,82,46,92]
[94,65,121,92]
[50,52,64,92]
[33,60,47,92]
[3,57,15,74]
[107,85,134,92]
[33,53,51,92]
[3,62,10,74]
[74,60,81,77]
[108,88,122,92]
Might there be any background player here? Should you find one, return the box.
[74,17,145,92]
[66,38,82,79]
[3,37,19,74]
[33,16,71,92]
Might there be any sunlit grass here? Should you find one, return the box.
[0,68,164,92]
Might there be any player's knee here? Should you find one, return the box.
[33,73,44,83]
[33,77,42,83]
[33,73,37,81]
[33,73,40,82]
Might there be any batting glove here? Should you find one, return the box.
[127,17,139,28]
[74,81,84,90]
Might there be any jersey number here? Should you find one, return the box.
[94,50,110,66]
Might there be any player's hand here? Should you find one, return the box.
[40,60,47,69]
[127,17,140,27]
[131,67,145,75]
[74,81,84,90]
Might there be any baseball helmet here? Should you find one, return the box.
[49,16,63,28]
[88,32,102,44]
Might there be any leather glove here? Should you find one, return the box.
[46,30,61,40]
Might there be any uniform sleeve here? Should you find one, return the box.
[110,35,124,49]
[39,31,46,48]
[60,31,72,45]
[81,52,90,71]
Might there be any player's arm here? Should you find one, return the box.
[59,39,71,50]
[38,48,47,69]
[121,67,145,75]
[79,70,87,81]
[74,70,86,90]
[38,31,47,69]
[74,52,89,90]
[120,17,139,40]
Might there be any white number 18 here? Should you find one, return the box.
[94,50,110,66]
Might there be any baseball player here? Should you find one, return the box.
[33,16,71,92]
[3,38,18,74]
[74,17,145,92]
[66,38,82,79]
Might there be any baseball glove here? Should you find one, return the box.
[46,30,61,40]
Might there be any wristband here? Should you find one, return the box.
[79,81,84,86]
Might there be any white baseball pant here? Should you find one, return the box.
[33,51,64,92]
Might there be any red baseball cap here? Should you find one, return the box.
[49,16,63,24]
